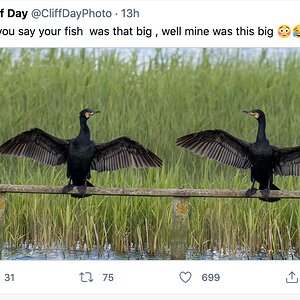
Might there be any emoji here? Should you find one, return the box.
[293,25,300,38]
[278,25,291,38]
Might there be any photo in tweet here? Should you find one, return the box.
[1,48,300,262]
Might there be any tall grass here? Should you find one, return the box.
[1,48,300,258]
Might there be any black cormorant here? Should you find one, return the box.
[176,109,300,202]
[0,108,163,197]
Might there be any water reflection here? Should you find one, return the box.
[3,244,299,260]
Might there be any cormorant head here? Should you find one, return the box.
[243,109,265,120]
[79,108,100,120]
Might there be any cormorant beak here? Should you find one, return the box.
[90,110,100,116]
[85,110,100,119]
[243,110,259,119]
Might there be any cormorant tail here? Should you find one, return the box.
[86,180,94,187]
[259,183,281,203]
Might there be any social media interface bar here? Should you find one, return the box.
[1,261,300,294]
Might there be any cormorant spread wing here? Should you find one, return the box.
[0,128,69,166]
[274,146,300,176]
[176,129,252,169]
[91,136,163,172]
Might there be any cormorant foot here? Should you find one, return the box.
[77,185,87,197]
[62,183,74,194]
[260,188,270,199]
[245,187,258,197]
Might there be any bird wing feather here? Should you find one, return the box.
[0,128,69,166]
[91,136,163,172]
[176,129,252,169]
[273,146,300,176]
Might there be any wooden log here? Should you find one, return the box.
[0,184,299,198]
[0,193,5,260]
[171,197,189,260]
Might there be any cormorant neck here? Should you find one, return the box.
[78,116,90,141]
[256,115,267,143]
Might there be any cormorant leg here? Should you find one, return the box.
[62,179,74,194]
[245,180,258,197]
[77,182,87,197]
[260,188,270,199]
[260,180,271,199]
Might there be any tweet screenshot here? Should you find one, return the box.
[0,0,300,299]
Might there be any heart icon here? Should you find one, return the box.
[179,271,192,283]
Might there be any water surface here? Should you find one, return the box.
[3,244,299,260]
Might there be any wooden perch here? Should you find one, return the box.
[0,184,299,198]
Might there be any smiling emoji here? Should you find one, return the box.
[293,25,300,38]
[278,25,291,38]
